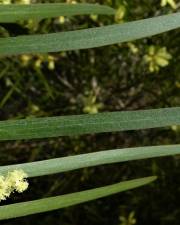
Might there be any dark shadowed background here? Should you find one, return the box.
[0,0,180,224]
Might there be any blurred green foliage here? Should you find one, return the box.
[0,0,180,224]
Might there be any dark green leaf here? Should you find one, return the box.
[0,107,179,141]
[0,176,156,220]
[0,3,115,23]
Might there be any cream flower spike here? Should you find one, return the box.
[0,169,29,202]
[0,176,11,201]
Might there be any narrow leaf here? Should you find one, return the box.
[0,107,179,141]
[0,145,179,177]
[0,3,115,23]
[0,176,156,220]
[0,12,180,55]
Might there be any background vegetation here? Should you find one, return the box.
[0,0,180,224]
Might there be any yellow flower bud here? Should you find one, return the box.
[115,5,126,22]
[144,46,172,72]
[161,0,177,9]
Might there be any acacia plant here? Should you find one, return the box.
[0,3,180,220]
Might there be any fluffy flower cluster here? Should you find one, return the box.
[0,170,28,202]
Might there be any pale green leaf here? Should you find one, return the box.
[0,145,179,178]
